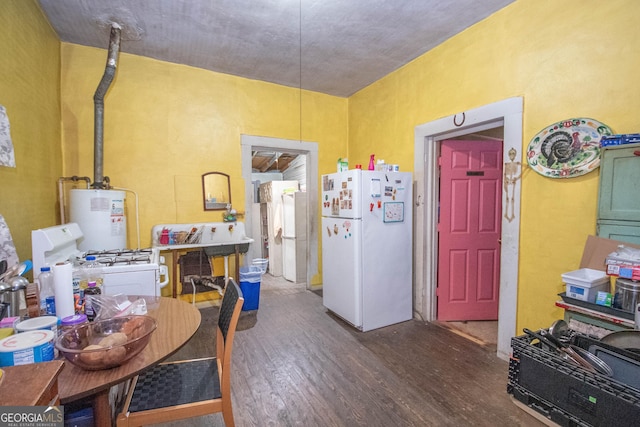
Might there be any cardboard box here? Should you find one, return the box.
[579,235,640,271]
[607,264,640,280]
[604,242,640,278]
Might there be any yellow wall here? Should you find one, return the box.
[60,44,348,291]
[0,0,61,271]
[3,0,637,327]
[349,0,640,331]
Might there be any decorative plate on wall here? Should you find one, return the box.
[527,118,613,178]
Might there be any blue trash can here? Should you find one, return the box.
[239,266,262,311]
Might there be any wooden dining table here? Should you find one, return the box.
[57,296,201,427]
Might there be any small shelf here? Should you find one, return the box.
[556,294,634,330]
[558,292,634,321]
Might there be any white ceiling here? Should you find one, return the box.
[38,0,514,97]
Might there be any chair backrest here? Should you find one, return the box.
[216,278,244,391]
[219,278,242,342]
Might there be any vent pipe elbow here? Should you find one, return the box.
[93,25,121,189]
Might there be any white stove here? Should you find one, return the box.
[32,223,168,296]
[80,248,155,267]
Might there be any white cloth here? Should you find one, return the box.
[0,213,19,267]
[0,105,16,168]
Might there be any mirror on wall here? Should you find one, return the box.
[202,172,231,210]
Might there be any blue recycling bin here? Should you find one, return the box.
[239,266,262,311]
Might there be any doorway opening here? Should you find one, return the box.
[436,130,504,348]
[241,135,319,290]
[413,97,523,360]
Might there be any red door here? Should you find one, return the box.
[437,140,502,321]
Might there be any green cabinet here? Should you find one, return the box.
[597,143,640,244]
[597,221,640,245]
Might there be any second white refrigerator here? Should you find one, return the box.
[282,191,307,283]
[321,169,413,331]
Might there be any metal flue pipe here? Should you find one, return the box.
[92,24,122,189]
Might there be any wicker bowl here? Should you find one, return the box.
[55,315,157,370]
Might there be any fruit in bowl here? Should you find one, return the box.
[55,315,157,370]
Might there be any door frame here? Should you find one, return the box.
[241,135,319,289]
[413,97,523,360]
[437,139,503,321]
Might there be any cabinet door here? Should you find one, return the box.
[597,221,640,245]
[598,143,640,221]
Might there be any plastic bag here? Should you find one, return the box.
[615,245,640,261]
[90,294,148,322]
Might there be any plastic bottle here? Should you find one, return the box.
[83,256,104,288]
[159,228,169,245]
[81,256,104,314]
[337,158,349,172]
[37,266,55,315]
[71,264,84,303]
[368,154,375,170]
[84,281,102,321]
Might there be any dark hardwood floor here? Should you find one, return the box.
[157,276,544,427]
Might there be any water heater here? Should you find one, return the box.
[69,189,127,251]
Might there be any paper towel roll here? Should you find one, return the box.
[52,262,74,319]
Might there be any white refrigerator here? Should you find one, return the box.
[259,180,299,276]
[321,169,413,331]
[282,191,307,283]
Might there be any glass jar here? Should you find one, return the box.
[60,314,89,336]
[58,314,89,351]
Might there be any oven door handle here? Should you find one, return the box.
[158,264,170,289]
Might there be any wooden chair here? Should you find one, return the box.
[116,279,244,427]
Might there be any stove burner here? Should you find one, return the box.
[114,256,151,265]
[81,248,155,266]
[86,248,152,257]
